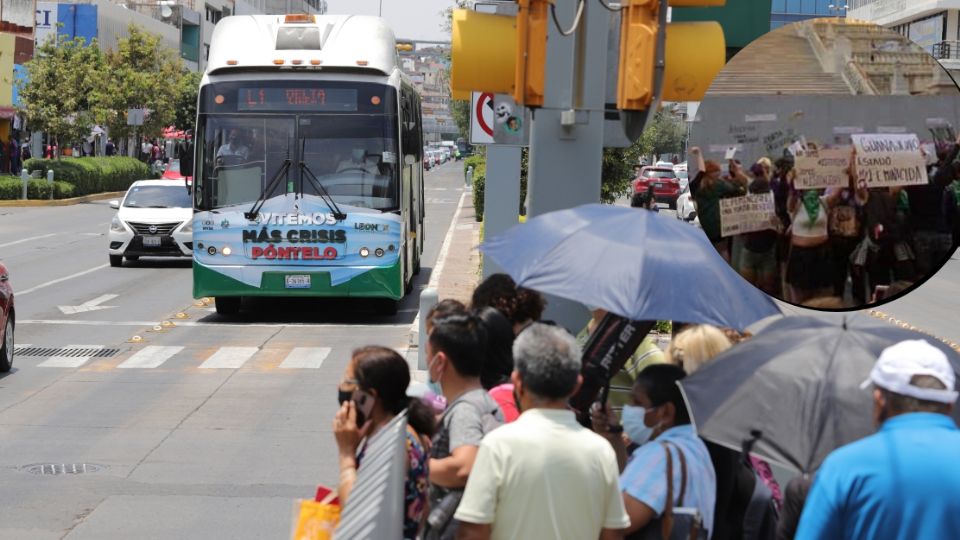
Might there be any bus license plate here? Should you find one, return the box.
[285,275,311,289]
[143,236,161,247]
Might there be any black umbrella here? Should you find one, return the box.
[678,313,960,474]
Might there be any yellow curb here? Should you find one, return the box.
[0,191,127,207]
[128,335,144,343]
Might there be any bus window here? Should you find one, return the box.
[298,114,399,211]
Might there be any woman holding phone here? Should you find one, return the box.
[334,346,437,540]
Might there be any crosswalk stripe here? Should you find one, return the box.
[118,346,184,369]
[39,345,104,368]
[279,347,331,369]
[199,347,259,369]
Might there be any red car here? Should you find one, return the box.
[633,166,681,209]
[161,159,191,181]
[0,262,14,372]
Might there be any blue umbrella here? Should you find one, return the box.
[481,204,780,330]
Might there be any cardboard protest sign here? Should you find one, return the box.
[720,192,776,237]
[851,133,928,187]
[794,148,851,189]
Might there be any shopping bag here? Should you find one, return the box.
[290,493,340,540]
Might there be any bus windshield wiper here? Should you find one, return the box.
[244,158,291,221]
[298,138,347,221]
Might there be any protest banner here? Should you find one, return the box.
[720,192,776,237]
[851,133,928,187]
[794,148,851,189]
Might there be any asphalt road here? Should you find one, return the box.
[0,159,465,539]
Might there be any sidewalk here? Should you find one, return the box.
[407,188,483,380]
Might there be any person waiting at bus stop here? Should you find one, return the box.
[795,339,960,539]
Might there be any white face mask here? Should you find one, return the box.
[621,405,659,445]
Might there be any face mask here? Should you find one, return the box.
[426,354,443,397]
[337,389,353,406]
[352,149,365,162]
[622,405,657,445]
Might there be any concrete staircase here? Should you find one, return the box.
[707,26,853,95]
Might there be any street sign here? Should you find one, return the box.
[127,109,146,126]
[470,92,495,145]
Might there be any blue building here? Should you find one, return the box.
[770,0,847,30]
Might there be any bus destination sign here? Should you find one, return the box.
[237,87,359,112]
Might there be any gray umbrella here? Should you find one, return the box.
[678,313,960,474]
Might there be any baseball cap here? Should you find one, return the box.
[860,339,959,404]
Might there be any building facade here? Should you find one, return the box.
[398,43,457,141]
[771,0,847,30]
[848,0,960,73]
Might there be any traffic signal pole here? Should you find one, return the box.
[482,145,522,278]
[526,0,611,330]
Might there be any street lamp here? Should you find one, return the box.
[379,0,383,16]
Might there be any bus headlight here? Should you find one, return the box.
[110,216,125,232]
[359,247,370,258]
[221,246,232,256]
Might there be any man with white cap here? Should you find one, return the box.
[795,339,960,540]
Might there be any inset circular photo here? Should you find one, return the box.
[686,18,960,310]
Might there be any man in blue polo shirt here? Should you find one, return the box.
[795,339,960,540]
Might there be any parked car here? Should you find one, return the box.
[161,159,190,181]
[633,166,681,209]
[675,168,689,191]
[108,180,193,267]
[0,261,14,372]
[655,160,675,168]
[675,186,697,222]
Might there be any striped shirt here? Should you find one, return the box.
[620,425,716,539]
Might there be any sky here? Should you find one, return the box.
[324,0,454,42]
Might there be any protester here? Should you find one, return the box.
[594,364,716,538]
[423,313,503,540]
[333,346,435,540]
[905,137,959,276]
[689,147,748,263]
[470,273,545,335]
[740,158,782,295]
[577,307,666,417]
[785,174,848,304]
[454,323,631,540]
[795,339,960,539]
[776,475,813,540]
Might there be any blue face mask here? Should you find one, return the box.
[426,354,443,397]
[622,405,657,445]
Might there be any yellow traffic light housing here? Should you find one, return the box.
[450,0,549,106]
[617,0,725,112]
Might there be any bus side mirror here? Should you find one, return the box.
[404,155,416,166]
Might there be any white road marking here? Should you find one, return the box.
[0,233,58,249]
[279,347,331,369]
[199,347,259,369]
[58,294,118,315]
[39,345,104,368]
[17,264,109,296]
[118,346,184,369]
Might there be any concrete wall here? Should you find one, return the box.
[688,94,960,173]
[95,0,180,53]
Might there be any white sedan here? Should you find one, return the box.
[675,186,698,223]
[108,180,193,267]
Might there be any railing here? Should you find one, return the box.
[842,60,877,95]
[932,41,960,61]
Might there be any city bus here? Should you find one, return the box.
[190,14,425,316]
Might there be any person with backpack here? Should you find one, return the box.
[422,313,503,540]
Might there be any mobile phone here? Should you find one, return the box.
[353,389,375,427]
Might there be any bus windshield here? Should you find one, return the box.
[195,81,399,212]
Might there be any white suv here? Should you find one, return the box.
[108,180,193,267]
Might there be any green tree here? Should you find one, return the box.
[639,110,686,160]
[174,70,202,132]
[18,35,108,157]
[99,24,185,142]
